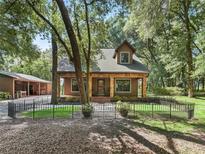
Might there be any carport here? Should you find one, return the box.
[0,71,51,98]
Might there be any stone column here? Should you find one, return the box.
[110,77,114,97]
[142,77,147,97]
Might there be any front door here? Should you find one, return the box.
[97,79,105,95]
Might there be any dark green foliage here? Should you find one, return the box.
[0,91,11,99]
[152,87,185,96]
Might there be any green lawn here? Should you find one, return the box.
[22,105,81,119]
[131,95,205,133]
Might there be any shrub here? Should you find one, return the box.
[166,87,184,96]
[82,104,93,118]
[152,87,185,96]
[111,96,139,102]
[152,87,170,96]
[117,101,130,117]
[0,92,11,99]
[64,96,80,102]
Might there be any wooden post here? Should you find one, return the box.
[142,77,147,97]
[88,75,92,98]
[27,82,30,96]
[38,82,41,95]
[13,79,15,99]
[110,77,114,97]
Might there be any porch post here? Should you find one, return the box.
[110,77,114,97]
[38,82,41,95]
[13,80,15,99]
[136,78,138,97]
[27,82,30,96]
[142,77,147,97]
[57,75,60,97]
[88,75,92,98]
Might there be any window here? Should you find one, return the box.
[71,78,87,92]
[71,79,79,92]
[115,79,131,93]
[120,52,130,64]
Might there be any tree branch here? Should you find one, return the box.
[4,0,18,14]
[26,0,73,60]
[193,41,203,54]
[73,3,88,61]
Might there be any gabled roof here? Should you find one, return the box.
[0,71,51,83]
[58,49,149,73]
[113,40,136,58]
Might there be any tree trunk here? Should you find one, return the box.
[56,0,87,104]
[51,34,58,104]
[202,77,205,91]
[197,79,200,91]
[84,0,91,102]
[184,0,194,97]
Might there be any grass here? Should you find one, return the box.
[22,105,81,119]
[132,95,205,133]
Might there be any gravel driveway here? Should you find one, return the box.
[0,118,205,154]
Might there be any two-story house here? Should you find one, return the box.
[57,40,149,102]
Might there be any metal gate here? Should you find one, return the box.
[92,103,118,119]
[8,102,16,118]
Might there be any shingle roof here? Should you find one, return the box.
[0,71,51,83]
[58,49,149,73]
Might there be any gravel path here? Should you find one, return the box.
[0,118,205,154]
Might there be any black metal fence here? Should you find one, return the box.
[126,103,195,119]
[8,99,195,120]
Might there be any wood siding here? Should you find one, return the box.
[0,76,14,97]
[116,43,134,64]
[58,73,147,98]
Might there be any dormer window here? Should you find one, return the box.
[120,52,130,64]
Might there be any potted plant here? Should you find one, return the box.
[117,101,130,117]
[82,104,93,118]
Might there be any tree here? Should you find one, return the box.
[124,0,205,97]
[0,1,40,68]
[10,50,52,80]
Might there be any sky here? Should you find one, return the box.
[33,35,50,51]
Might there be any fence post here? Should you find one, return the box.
[152,103,154,118]
[53,104,55,119]
[115,103,116,119]
[72,104,74,118]
[24,100,26,111]
[103,103,104,119]
[170,103,172,119]
[33,99,35,120]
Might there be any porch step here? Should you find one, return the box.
[91,97,111,103]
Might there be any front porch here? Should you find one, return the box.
[57,72,148,102]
